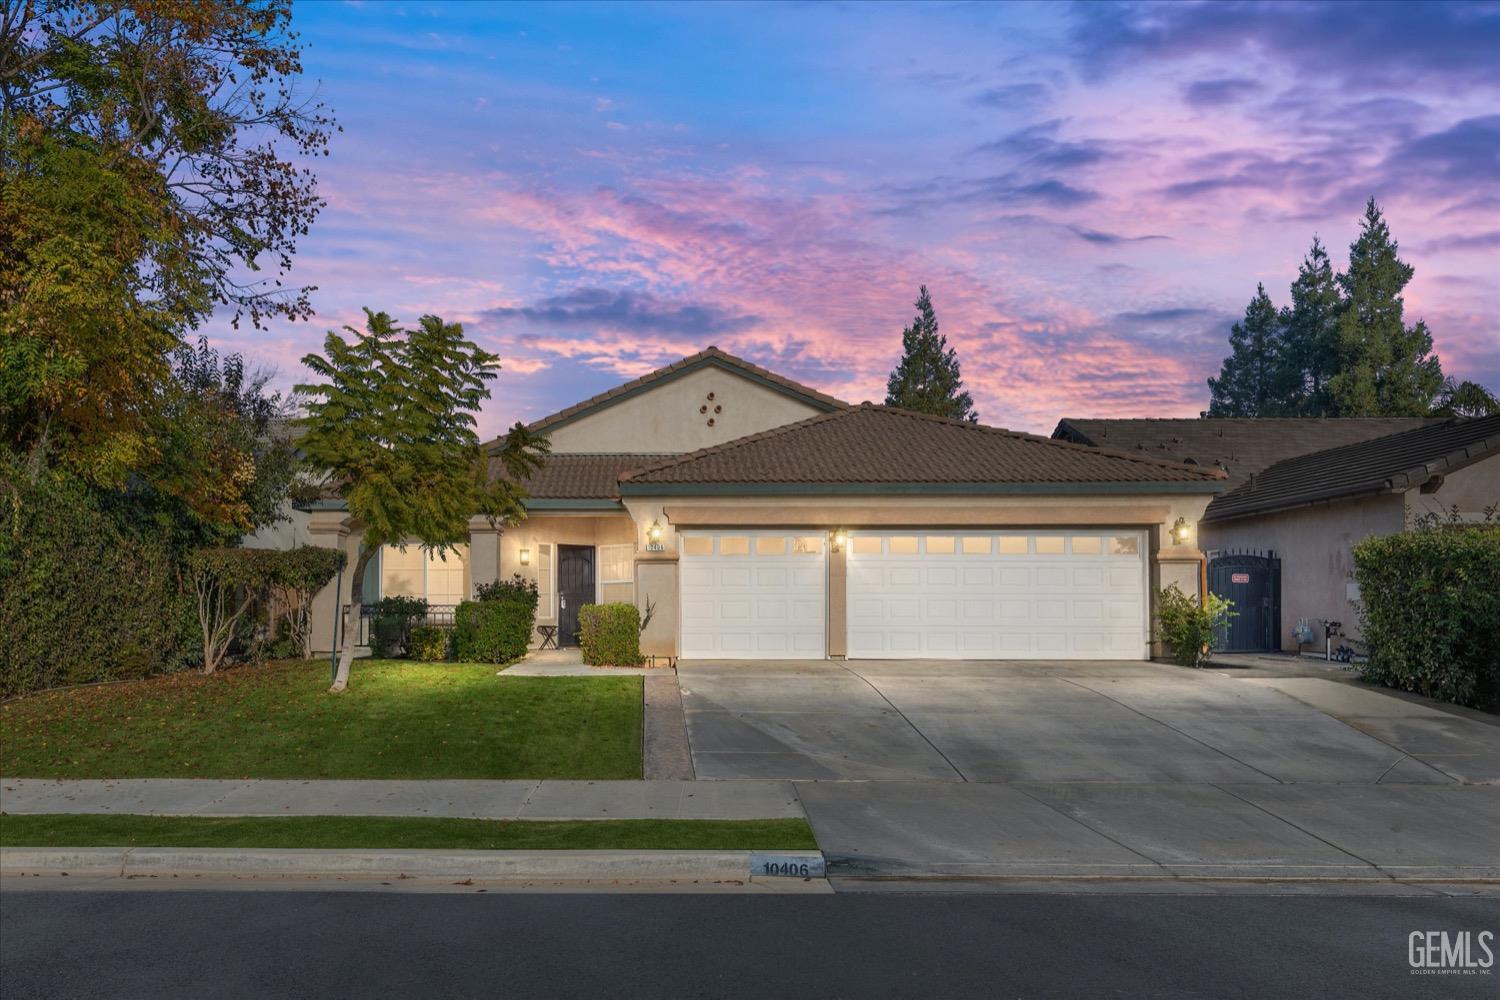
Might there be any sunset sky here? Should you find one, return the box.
[209,1,1500,436]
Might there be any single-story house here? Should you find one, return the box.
[305,347,1228,661]
[1052,415,1500,652]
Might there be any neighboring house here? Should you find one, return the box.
[306,347,1227,660]
[1052,416,1500,652]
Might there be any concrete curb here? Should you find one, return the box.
[0,847,825,882]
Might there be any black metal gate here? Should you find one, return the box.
[1207,550,1281,652]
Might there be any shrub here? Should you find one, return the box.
[189,546,345,672]
[407,625,450,662]
[452,598,534,664]
[0,460,193,697]
[368,596,428,659]
[579,603,643,666]
[1353,525,1500,710]
[1155,584,1235,667]
[475,573,539,611]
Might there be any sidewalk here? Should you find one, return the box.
[0,779,802,821]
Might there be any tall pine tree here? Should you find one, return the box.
[1206,284,1287,417]
[885,286,978,422]
[1328,199,1445,416]
[1278,237,1343,416]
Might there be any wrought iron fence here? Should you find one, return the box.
[342,604,460,648]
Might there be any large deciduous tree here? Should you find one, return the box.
[1,0,335,484]
[1206,284,1287,417]
[296,310,548,693]
[885,285,978,422]
[1328,199,1444,417]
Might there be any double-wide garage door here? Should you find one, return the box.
[847,531,1148,660]
[678,529,1149,661]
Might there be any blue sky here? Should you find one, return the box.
[211,1,1500,433]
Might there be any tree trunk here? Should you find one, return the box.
[330,546,374,693]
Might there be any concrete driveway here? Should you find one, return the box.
[676,658,1500,878]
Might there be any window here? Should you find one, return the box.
[1036,536,1065,555]
[719,536,750,556]
[1110,536,1139,556]
[682,535,712,556]
[756,536,787,556]
[926,536,955,555]
[1071,536,1102,555]
[382,543,468,604]
[793,536,823,555]
[961,537,991,555]
[997,536,1028,555]
[599,544,633,584]
[852,536,882,555]
[425,546,468,604]
[889,536,919,555]
[537,543,554,619]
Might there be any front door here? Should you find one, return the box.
[557,545,595,646]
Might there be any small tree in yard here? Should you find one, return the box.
[296,310,548,692]
[187,547,344,673]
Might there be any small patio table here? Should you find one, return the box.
[536,625,559,650]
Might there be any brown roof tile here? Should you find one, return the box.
[502,453,669,500]
[621,405,1227,490]
[1052,417,1444,490]
[524,346,848,435]
[1203,415,1500,521]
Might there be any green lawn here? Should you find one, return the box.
[0,660,641,780]
[0,814,817,851]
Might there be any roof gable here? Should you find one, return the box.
[525,346,848,436]
[620,405,1227,494]
[1203,415,1500,521]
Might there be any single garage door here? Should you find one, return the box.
[847,530,1148,660]
[679,531,826,659]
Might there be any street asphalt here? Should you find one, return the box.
[3,886,1497,998]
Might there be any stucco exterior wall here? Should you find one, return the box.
[1404,454,1500,525]
[543,366,825,454]
[1202,493,1405,649]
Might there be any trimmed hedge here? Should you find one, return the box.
[1352,525,1500,711]
[453,599,534,664]
[368,596,427,659]
[0,461,194,697]
[579,603,643,666]
[407,625,450,662]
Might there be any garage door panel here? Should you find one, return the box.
[847,530,1147,660]
[680,532,826,660]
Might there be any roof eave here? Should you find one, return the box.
[522,498,627,512]
[620,481,1227,497]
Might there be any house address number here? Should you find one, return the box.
[749,853,826,878]
[1231,572,1251,584]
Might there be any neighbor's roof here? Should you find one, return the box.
[1203,415,1500,522]
[1051,417,1443,490]
[524,346,849,435]
[618,404,1228,494]
[506,453,669,500]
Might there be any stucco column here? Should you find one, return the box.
[306,510,359,656]
[468,516,503,595]
[827,536,848,658]
[1151,520,1207,658]
[636,555,679,658]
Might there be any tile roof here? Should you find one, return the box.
[524,346,848,434]
[1051,417,1443,491]
[620,405,1227,490]
[1202,415,1500,521]
[503,453,669,500]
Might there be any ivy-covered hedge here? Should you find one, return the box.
[1352,525,1500,711]
[579,603,643,666]
[0,462,193,697]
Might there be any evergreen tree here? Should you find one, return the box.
[1278,237,1343,416]
[884,286,978,422]
[1328,199,1445,416]
[1206,284,1287,417]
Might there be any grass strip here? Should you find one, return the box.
[0,814,817,852]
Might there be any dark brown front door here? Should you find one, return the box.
[557,545,595,646]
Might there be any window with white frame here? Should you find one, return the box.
[536,543,555,619]
[599,544,633,587]
[380,543,469,605]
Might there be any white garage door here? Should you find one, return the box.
[847,531,1148,660]
[679,531,826,659]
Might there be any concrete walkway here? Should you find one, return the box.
[0,779,802,821]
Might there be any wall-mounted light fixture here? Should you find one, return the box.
[646,518,665,552]
[1170,516,1192,545]
[831,529,849,552]
[519,547,531,566]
